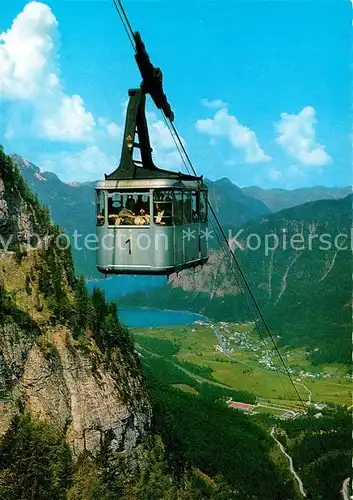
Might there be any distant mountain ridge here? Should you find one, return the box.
[243,185,351,213]
[205,177,271,229]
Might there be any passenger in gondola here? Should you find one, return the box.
[118,208,135,225]
[97,209,105,226]
[154,203,166,225]
[108,198,122,225]
[125,195,136,213]
[155,203,172,225]
[135,194,144,214]
[134,207,151,225]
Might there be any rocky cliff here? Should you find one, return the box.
[0,147,151,456]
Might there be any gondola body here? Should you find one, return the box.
[96,178,208,275]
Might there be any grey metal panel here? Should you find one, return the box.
[97,225,175,272]
[152,226,174,268]
[174,226,184,266]
[199,222,208,259]
[96,179,203,190]
[183,223,199,263]
[96,186,209,275]
[97,223,209,274]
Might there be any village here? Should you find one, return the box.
[205,320,338,381]
[192,320,336,420]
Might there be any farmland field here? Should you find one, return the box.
[132,322,352,409]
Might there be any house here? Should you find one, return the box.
[279,410,299,420]
[314,402,327,410]
[228,401,253,413]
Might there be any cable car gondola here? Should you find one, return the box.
[96,32,208,276]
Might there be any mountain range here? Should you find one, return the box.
[11,155,97,276]
[243,185,351,213]
[12,156,272,275]
[1,148,351,499]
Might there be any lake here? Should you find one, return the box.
[86,277,206,327]
[117,308,206,328]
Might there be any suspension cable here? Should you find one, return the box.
[112,0,135,49]
[110,0,328,455]
[160,112,297,427]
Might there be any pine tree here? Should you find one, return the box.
[0,413,72,499]
[73,276,90,338]
[90,287,107,339]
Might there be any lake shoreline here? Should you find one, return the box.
[85,277,207,327]
[117,307,207,328]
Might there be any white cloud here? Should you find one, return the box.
[153,149,183,170]
[275,106,332,166]
[106,122,122,138]
[1,3,186,180]
[39,146,116,183]
[98,118,122,139]
[146,113,184,170]
[38,112,185,183]
[287,165,306,178]
[224,159,236,167]
[149,119,177,151]
[201,98,228,109]
[4,126,15,140]
[42,95,96,141]
[0,2,96,142]
[196,108,271,163]
[0,1,58,100]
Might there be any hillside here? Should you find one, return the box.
[11,154,97,277]
[243,185,351,213]
[120,196,352,364]
[1,147,302,499]
[130,324,352,500]
[0,146,151,452]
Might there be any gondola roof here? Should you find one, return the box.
[105,162,203,182]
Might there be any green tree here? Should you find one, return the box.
[73,276,91,338]
[0,414,72,500]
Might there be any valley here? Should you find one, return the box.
[133,319,352,500]
[2,150,350,499]
[0,0,350,495]
[132,321,352,410]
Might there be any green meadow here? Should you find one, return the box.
[132,322,351,408]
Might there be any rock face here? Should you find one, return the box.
[0,324,151,456]
[168,250,238,298]
[0,148,152,456]
[0,176,43,250]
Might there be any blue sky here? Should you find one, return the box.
[1,0,350,188]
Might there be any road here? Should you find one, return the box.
[270,427,307,498]
[136,343,237,390]
[294,381,312,405]
[341,477,351,500]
